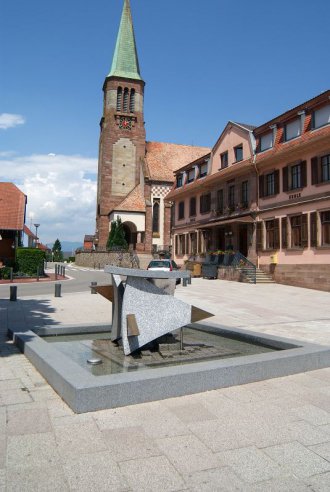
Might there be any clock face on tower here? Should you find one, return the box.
[119,116,132,130]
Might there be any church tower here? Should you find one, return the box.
[96,0,146,249]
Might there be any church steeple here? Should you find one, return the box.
[108,0,142,81]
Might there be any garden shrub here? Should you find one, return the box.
[16,248,46,276]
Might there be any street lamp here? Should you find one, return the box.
[34,223,40,248]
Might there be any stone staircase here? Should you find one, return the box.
[240,266,275,284]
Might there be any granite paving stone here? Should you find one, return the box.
[0,387,32,405]
[63,452,129,492]
[0,436,6,469]
[188,419,253,452]
[291,403,330,426]
[119,455,185,491]
[6,407,52,435]
[183,466,245,491]
[54,421,108,459]
[166,402,218,424]
[304,471,330,491]
[243,475,312,491]
[309,440,330,461]
[102,425,162,461]
[216,446,283,484]
[156,434,219,474]
[6,465,69,492]
[6,432,61,469]
[263,441,330,478]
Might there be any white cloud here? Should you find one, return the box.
[0,153,97,243]
[0,113,25,130]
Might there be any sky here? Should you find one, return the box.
[1,0,329,245]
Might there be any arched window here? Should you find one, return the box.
[123,88,129,113]
[130,89,135,113]
[152,199,160,235]
[116,87,122,111]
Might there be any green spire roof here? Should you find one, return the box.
[108,0,142,81]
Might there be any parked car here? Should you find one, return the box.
[147,259,181,284]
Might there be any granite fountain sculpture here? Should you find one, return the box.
[94,266,213,356]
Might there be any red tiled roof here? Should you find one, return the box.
[257,124,330,163]
[145,141,211,182]
[0,183,26,231]
[114,185,146,212]
[23,224,36,238]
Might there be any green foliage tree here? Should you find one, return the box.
[52,239,64,261]
[106,217,128,250]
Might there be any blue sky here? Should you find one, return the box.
[1,0,329,243]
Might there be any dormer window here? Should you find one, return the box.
[176,174,183,188]
[260,132,273,152]
[199,162,208,178]
[234,145,243,162]
[312,104,330,129]
[187,169,195,183]
[284,118,301,141]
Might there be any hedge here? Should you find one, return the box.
[16,248,46,276]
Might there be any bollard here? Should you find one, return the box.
[36,266,40,282]
[10,267,13,283]
[188,275,192,285]
[10,285,17,301]
[63,266,66,278]
[90,281,97,294]
[55,264,58,280]
[55,283,61,297]
[183,278,188,287]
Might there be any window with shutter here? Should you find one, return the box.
[274,170,280,194]
[200,194,211,214]
[274,219,280,249]
[129,89,135,113]
[321,211,330,246]
[189,197,196,217]
[123,88,129,112]
[256,222,264,251]
[301,161,307,187]
[281,217,287,249]
[301,214,308,248]
[311,156,319,185]
[178,201,185,220]
[310,212,318,248]
[321,154,330,182]
[283,166,289,192]
[259,175,264,198]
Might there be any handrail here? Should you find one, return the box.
[231,252,257,284]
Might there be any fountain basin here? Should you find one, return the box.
[9,322,330,413]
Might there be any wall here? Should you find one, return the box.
[211,125,252,174]
[261,264,330,292]
[75,251,138,269]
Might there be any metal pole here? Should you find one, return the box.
[63,266,65,278]
[180,328,184,351]
[55,283,61,297]
[10,267,13,283]
[10,285,17,301]
[55,264,58,280]
[36,266,39,282]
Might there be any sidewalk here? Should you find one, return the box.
[1,280,330,491]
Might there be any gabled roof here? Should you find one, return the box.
[233,122,256,131]
[23,225,36,238]
[212,121,255,153]
[84,235,94,242]
[0,182,26,231]
[145,141,211,182]
[108,0,142,81]
[113,184,146,213]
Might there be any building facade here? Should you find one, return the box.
[95,0,209,255]
[168,91,330,291]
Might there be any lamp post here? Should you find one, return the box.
[34,223,40,248]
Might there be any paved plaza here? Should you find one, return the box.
[1,278,330,490]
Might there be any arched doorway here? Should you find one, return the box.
[122,221,137,250]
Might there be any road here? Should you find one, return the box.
[0,263,112,298]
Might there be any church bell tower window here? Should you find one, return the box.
[123,88,129,113]
[130,89,135,113]
[116,87,122,111]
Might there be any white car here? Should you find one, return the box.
[147,259,181,283]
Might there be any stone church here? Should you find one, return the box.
[95,0,209,256]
